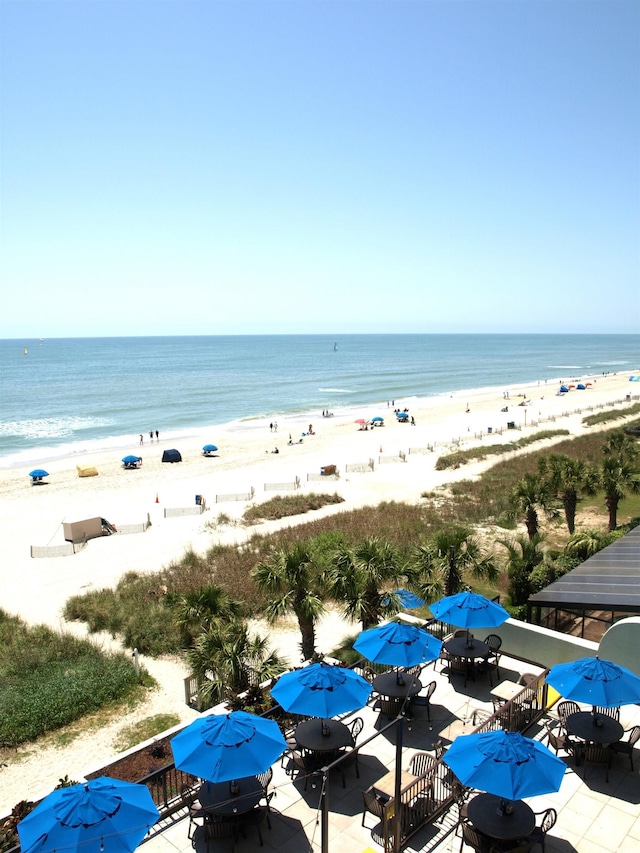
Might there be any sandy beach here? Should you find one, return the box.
[0,370,637,812]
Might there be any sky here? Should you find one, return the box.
[1,0,639,338]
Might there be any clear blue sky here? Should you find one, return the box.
[1,0,638,337]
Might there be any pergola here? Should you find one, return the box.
[527,524,640,640]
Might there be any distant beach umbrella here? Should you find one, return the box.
[202,444,218,455]
[371,416,384,422]
[29,469,49,479]
[121,455,141,464]
[354,419,366,425]
[391,588,426,609]
[396,412,409,419]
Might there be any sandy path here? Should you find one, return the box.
[0,370,637,812]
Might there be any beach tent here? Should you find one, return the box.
[577,383,586,390]
[630,376,640,382]
[162,448,182,463]
[559,385,569,393]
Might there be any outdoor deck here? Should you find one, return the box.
[140,650,640,853]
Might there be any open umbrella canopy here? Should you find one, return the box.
[29,469,49,478]
[170,710,286,783]
[354,419,366,425]
[546,657,640,708]
[430,592,509,630]
[443,730,566,801]
[353,621,442,668]
[121,456,141,464]
[371,416,384,422]
[396,412,409,419]
[390,588,426,609]
[17,777,159,853]
[270,662,372,718]
[202,444,218,452]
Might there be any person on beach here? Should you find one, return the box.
[155,430,159,441]
[139,434,143,445]
[149,430,153,443]
[269,422,273,432]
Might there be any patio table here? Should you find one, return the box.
[294,718,352,753]
[443,638,490,686]
[565,711,623,745]
[467,792,535,841]
[490,680,522,703]
[198,776,262,816]
[373,769,417,803]
[373,671,422,700]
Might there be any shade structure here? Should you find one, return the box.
[17,777,160,853]
[545,656,640,708]
[170,710,286,783]
[396,412,409,419]
[122,456,141,464]
[29,469,49,479]
[353,621,442,668]
[354,419,366,425]
[202,444,218,453]
[371,416,384,423]
[392,588,426,609]
[443,730,566,801]
[270,662,372,718]
[430,592,509,630]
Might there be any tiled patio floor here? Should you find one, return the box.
[142,653,640,853]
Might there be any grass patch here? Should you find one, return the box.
[242,492,344,522]
[0,610,147,747]
[582,403,640,427]
[113,714,181,753]
[435,430,569,470]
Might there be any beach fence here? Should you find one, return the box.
[164,497,207,518]
[409,445,436,454]
[264,476,301,492]
[30,541,87,558]
[345,458,375,473]
[215,486,255,503]
[378,451,407,464]
[116,514,152,534]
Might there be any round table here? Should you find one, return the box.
[198,776,263,816]
[566,711,624,745]
[467,793,535,841]
[294,718,352,753]
[373,671,422,699]
[443,638,490,685]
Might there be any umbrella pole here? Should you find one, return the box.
[321,768,329,853]
[394,715,404,853]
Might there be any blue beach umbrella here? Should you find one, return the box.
[396,412,409,420]
[559,385,569,393]
[430,592,509,631]
[170,710,286,783]
[202,444,218,453]
[122,455,141,464]
[270,662,372,718]
[371,416,384,423]
[443,730,566,801]
[29,469,49,479]
[546,657,640,709]
[17,777,160,853]
[353,621,442,668]
[391,588,426,610]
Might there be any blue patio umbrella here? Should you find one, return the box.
[353,621,442,668]
[170,710,286,782]
[17,777,160,853]
[391,588,426,610]
[430,592,509,631]
[546,656,640,709]
[270,662,372,718]
[121,456,141,464]
[29,469,49,479]
[202,444,218,453]
[396,412,409,419]
[443,730,566,801]
[371,416,384,422]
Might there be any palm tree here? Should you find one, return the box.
[498,533,546,608]
[603,429,639,462]
[251,542,325,661]
[510,473,555,539]
[188,620,285,709]
[538,454,598,535]
[564,528,615,561]
[174,584,242,645]
[324,537,402,630]
[407,526,497,601]
[600,456,640,531]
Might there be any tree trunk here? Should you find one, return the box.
[563,492,577,535]
[525,507,538,540]
[297,612,316,661]
[606,494,618,532]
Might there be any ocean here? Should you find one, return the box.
[0,334,637,468]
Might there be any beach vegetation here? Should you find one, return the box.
[537,454,599,535]
[173,584,242,646]
[0,610,146,747]
[242,492,344,522]
[498,533,546,607]
[322,537,403,630]
[510,473,557,539]
[600,433,640,530]
[434,430,569,470]
[114,714,181,753]
[406,526,498,600]
[582,402,640,427]
[252,542,325,660]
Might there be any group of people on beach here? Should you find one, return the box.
[140,430,159,445]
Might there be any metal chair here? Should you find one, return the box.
[594,705,620,721]
[483,634,502,684]
[408,751,437,777]
[361,786,388,830]
[255,772,274,828]
[582,743,613,782]
[204,817,237,851]
[610,725,640,770]
[525,807,557,853]
[238,804,269,847]
[556,700,580,729]
[186,798,206,841]
[543,719,575,758]
[423,680,437,722]
[348,716,364,747]
[460,820,491,853]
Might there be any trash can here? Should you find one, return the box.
[626,395,631,401]
[487,427,492,434]
[507,421,515,429]
[195,495,201,505]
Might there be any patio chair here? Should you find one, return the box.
[408,751,437,777]
[255,772,274,828]
[290,748,324,790]
[482,634,502,684]
[460,820,491,853]
[594,705,620,721]
[204,817,237,851]
[582,743,613,783]
[238,804,269,847]
[543,719,576,758]
[337,744,360,787]
[361,786,388,830]
[525,807,557,853]
[610,725,640,770]
[348,716,364,747]
[186,797,206,840]
[556,700,580,729]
